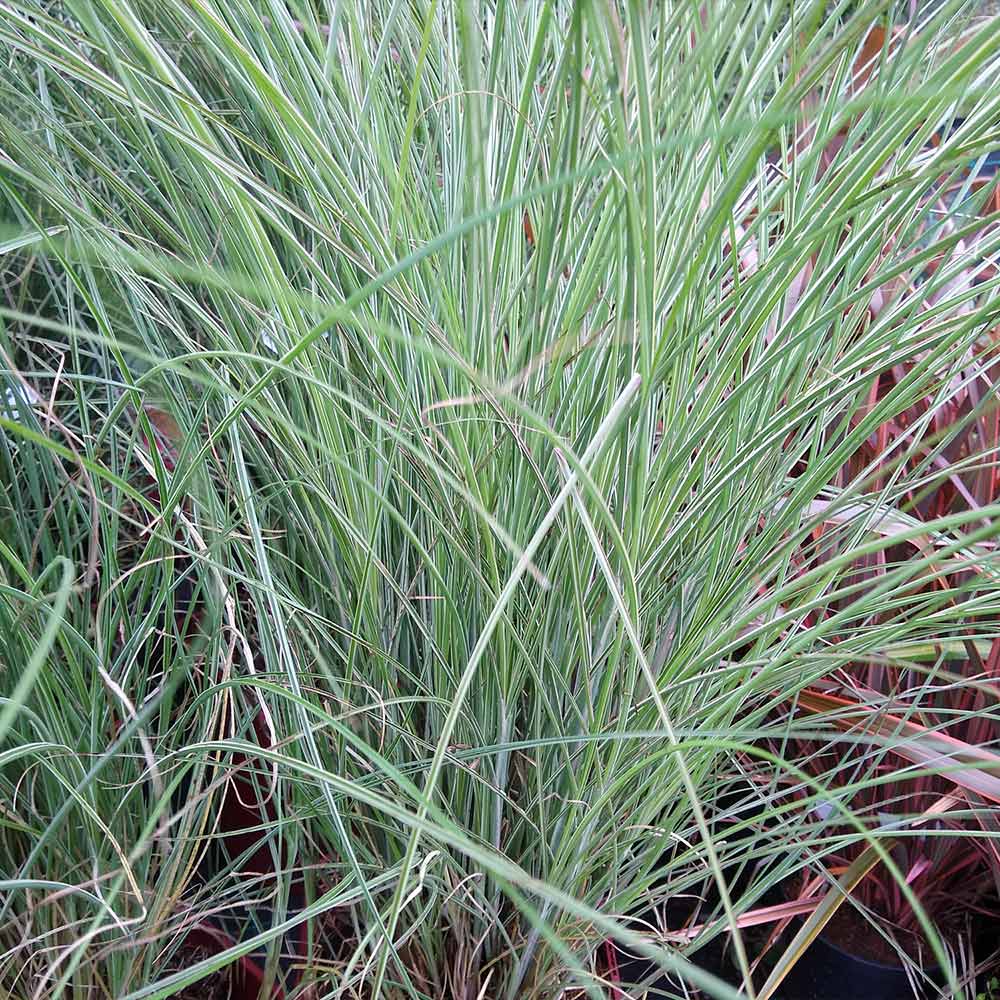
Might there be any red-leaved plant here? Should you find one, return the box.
[765,167,1000,963]
[783,653,1000,955]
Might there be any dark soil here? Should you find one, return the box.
[166,943,232,1000]
[174,979,230,1000]
[819,904,922,967]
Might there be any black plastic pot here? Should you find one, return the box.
[613,930,937,1000]
[609,794,783,997]
[611,922,733,999]
[779,933,938,1000]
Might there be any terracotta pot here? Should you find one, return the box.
[182,922,272,1000]
[175,709,308,999]
[204,710,308,997]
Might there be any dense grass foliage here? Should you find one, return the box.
[2,1,1000,997]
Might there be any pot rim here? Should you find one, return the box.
[812,924,940,977]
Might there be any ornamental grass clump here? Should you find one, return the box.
[2,2,1000,998]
